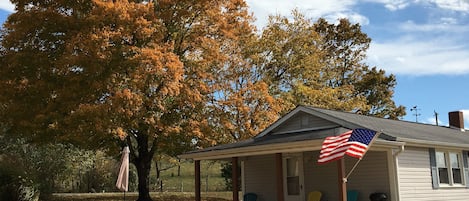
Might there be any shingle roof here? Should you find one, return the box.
[182,106,469,158]
[305,106,469,146]
[187,126,342,154]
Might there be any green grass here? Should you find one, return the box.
[149,160,227,192]
[50,192,233,201]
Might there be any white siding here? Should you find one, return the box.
[398,147,469,201]
[303,151,339,201]
[303,151,390,201]
[346,151,390,201]
[243,154,277,201]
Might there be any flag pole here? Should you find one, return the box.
[344,131,382,181]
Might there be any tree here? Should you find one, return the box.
[253,12,405,117]
[254,11,369,113]
[314,18,405,118]
[209,16,283,142]
[0,0,254,200]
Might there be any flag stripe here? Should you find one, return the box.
[318,129,377,164]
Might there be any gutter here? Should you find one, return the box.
[179,139,405,161]
[397,137,469,149]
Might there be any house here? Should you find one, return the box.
[180,106,469,201]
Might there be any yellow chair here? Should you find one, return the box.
[308,191,322,201]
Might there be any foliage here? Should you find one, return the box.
[313,18,405,118]
[0,138,67,195]
[0,134,124,196]
[0,0,254,200]
[220,162,240,191]
[0,155,39,201]
[0,1,405,200]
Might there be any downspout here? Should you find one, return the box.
[393,145,405,156]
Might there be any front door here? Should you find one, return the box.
[283,153,305,201]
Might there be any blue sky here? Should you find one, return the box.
[1,1,468,128]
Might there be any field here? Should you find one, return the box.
[47,160,231,201]
[148,160,227,192]
[50,192,233,201]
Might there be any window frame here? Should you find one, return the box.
[435,151,464,186]
[430,148,469,189]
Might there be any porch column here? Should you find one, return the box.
[338,158,346,201]
[195,160,201,201]
[232,157,239,201]
[275,153,284,201]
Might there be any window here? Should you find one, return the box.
[430,149,468,188]
[435,151,463,185]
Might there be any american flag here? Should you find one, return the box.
[318,128,378,164]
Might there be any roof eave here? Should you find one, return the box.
[397,137,469,149]
[179,139,405,161]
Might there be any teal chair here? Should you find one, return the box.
[244,193,257,201]
[347,190,359,201]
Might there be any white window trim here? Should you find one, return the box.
[435,150,466,187]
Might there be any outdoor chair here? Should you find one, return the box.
[347,190,359,201]
[243,193,258,201]
[307,191,322,201]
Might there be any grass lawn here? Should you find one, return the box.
[50,192,234,201]
[149,160,227,192]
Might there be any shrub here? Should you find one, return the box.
[0,156,39,201]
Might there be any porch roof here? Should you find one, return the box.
[181,106,469,160]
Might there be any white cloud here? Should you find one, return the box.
[424,116,446,126]
[363,0,411,11]
[0,1,14,12]
[246,0,364,28]
[246,1,469,76]
[324,12,370,25]
[399,20,468,32]
[422,110,469,129]
[462,109,469,129]
[368,39,469,75]
[367,0,469,12]
[431,0,469,12]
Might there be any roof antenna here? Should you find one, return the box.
[410,106,421,123]
[434,110,439,126]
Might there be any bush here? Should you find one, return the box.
[0,156,39,201]
[220,162,240,191]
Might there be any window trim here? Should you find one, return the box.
[430,148,469,189]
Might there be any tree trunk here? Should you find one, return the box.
[177,159,181,176]
[155,160,162,192]
[133,134,155,201]
[135,153,153,201]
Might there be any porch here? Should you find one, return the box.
[193,150,396,201]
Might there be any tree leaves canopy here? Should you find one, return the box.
[0,3,405,200]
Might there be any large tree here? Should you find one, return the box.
[313,18,405,118]
[0,0,254,200]
[253,12,405,118]
[254,11,369,112]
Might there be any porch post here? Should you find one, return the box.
[338,158,347,201]
[232,157,239,201]
[275,153,284,201]
[195,160,201,201]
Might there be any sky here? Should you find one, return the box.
[0,0,468,128]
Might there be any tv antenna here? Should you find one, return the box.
[410,106,421,123]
